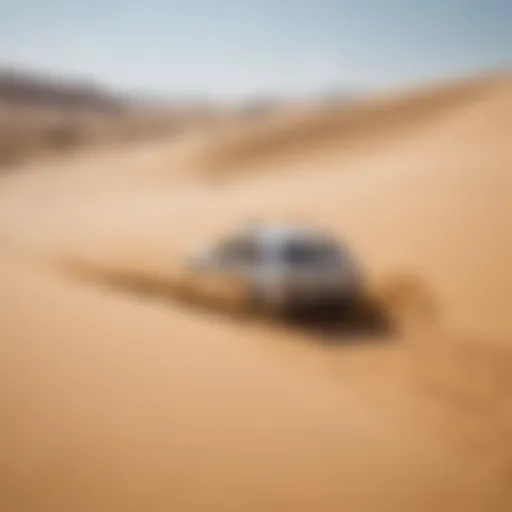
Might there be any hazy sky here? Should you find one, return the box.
[1,0,510,99]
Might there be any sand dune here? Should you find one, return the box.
[197,74,509,175]
[0,74,511,512]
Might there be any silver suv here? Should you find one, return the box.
[188,224,362,313]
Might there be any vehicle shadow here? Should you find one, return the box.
[275,298,394,345]
[62,263,394,346]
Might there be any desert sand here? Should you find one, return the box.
[0,75,511,511]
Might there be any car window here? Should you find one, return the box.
[281,242,315,264]
[280,240,340,265]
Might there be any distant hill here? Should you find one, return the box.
[0,68,204,166]
[0,69,126,114]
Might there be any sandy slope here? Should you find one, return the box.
[0,75,511,512]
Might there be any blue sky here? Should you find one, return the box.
[0,0,510,99]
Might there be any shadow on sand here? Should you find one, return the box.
[274,298,394,345]
[62,264,394,346]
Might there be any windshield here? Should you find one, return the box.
[280,240,340,266]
